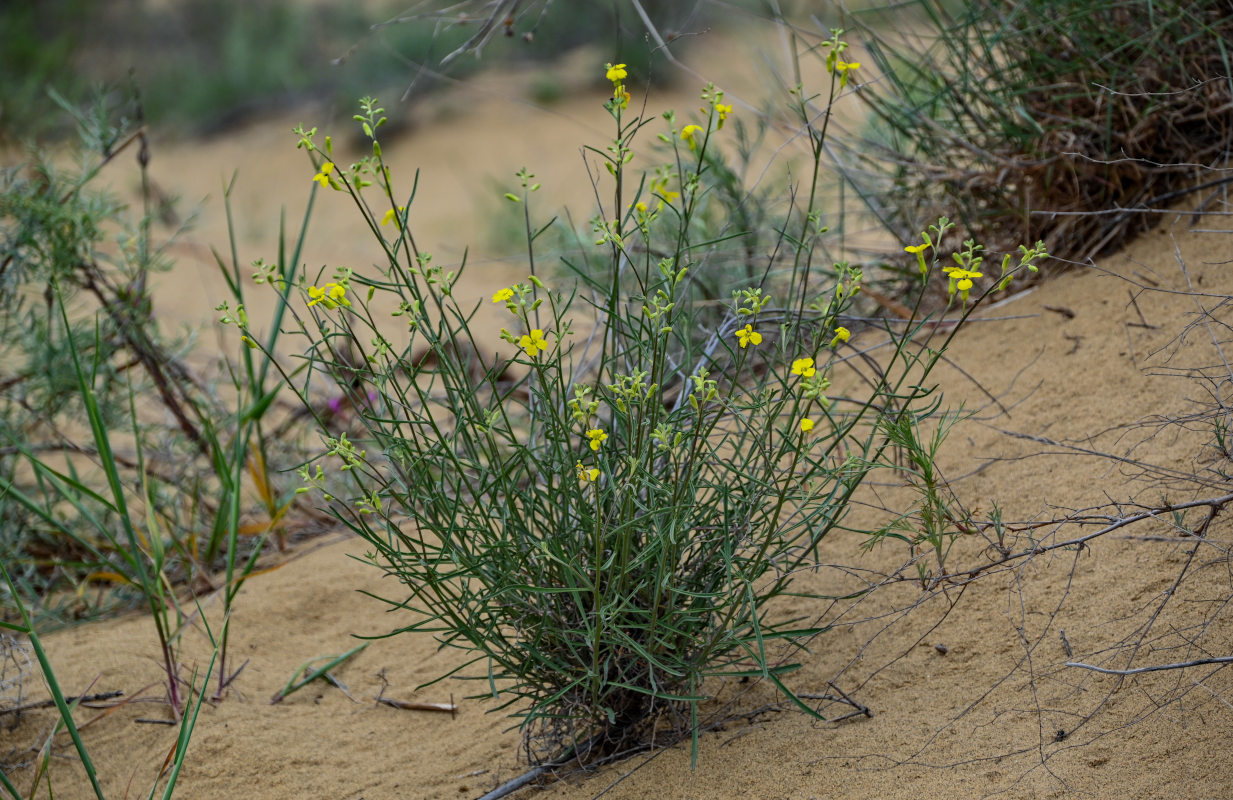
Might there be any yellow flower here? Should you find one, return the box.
[491,287,515,304]
[681,124,704,150]
[606,63,627,83]
[800,418,815,433]
[943,267,983,301]
[834,60,860,88]
[736,324,762,349]
[791,357,816,378]
[649,170,680,205]
[830,327,850,348]
[575,461,600,482]
[381,206,406,227]
[715,102,733,129]
[586,428,608,452]
[615,87,631,109]
[905,241,931,278]
[519,328,549,357]
[307,282,350,310]
[312,162,334,188]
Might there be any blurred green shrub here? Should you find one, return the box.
[0,0,713,141]
[0,0,91,141]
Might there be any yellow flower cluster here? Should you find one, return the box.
[606,62,630,109]
[307,282,350,309]
[491,281,554,357]
[700,84,734,132]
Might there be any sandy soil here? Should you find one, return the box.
[3,24,1233,800]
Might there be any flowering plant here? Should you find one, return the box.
[229,37,1045,767]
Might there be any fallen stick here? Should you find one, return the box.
[1066,655,1233,675]
[471,731,606,800]
[376,696,456,715]
[0,690,124,716]
[474,766,548,800]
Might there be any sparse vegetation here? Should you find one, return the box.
[2,2,1231,798]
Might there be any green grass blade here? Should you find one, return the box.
[270,643,368,703]
[0,560,106,800]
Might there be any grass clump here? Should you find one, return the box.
[836,0,1233,275]
[0,89,307,719]
[227,34,1045,766]
[0,558,217,800]
[0,87,330,796]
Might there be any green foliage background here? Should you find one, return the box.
[0,0,710,141]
